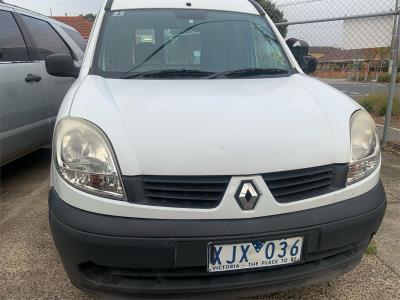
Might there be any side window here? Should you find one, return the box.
[0,10,29,62]
[63,27,87,51]
[21,15,71,60]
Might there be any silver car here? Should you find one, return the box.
[0,3,86,165]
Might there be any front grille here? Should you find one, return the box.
[122,164,347,208]
[263,164,348,203]
[123,175,231,208]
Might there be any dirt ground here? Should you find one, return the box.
[0,149,399,299]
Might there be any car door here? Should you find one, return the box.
[0,9,50,165]
[19,15,76,134]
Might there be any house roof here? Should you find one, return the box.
[309,47,337,54]
[52,16,93,39]
[318,48,390,63]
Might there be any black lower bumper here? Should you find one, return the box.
[49,181,386,298]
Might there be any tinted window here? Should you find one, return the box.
[21,15,70,59]
[63,27,87,51]
[96,10,291,78]
[0,10,29,62]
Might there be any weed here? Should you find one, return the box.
[357,95,400,117]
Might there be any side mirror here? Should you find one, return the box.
[286,38,317,74]
[286,38,309,61]
[299,55,318,74]
[45,54,79,78]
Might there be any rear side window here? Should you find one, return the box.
[63,27,87,51]
[21,15,71,60]
[0,10,29,62]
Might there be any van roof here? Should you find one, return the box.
[109,0,260,15]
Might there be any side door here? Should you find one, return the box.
[19,15,76,134]
[0,9,50,165]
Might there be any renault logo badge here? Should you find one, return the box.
[235,181,260,210]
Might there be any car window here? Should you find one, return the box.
[62,26,87,51]
[21,15,71,60]
[0,10,29,62]
[96,9,291,78]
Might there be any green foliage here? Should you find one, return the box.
[350,72,400,83]
[358,95,400,117]
[379,103,387,116]
[377,73,400,83]
[360,98,374,113]
[80,13,96,23]
[365,240,377,255]
[255,0,288,37]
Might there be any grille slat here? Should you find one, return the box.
[141,175,231,208]
[266,172,332,189]
[269,178,332,197]
[144,184,227,193]
[143,177,230,184]
[263,165,347,203]
[122,164,348,208]
[145,191,223,201]
[264,166,334,181]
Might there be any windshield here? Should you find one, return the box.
[94,9,293,79]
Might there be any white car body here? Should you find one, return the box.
[52,74,380,219]
[48,0,386,296]
[52,0,378,220]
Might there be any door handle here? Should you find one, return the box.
[25,73,42,83]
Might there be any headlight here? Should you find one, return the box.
[53,118,125,199]
[347,110,380,185]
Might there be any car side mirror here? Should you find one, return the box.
[45,54,79,78]
[299,55,318,74]
[286,38,317,74]
[286,38,309,61]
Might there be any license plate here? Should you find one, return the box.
[208,237,303,273]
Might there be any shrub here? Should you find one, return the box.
[377,73,400,83]
[366,240,377,255]
[350,72,400,83]
[357,95,400,117]
[358,98,374,113]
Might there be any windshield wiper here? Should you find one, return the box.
[120,20,229,78]
[122,69,215,79]
[208,68,289,79]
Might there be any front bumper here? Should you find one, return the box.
[49,181,386,298]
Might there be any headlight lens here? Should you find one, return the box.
[347,110,380,185]
[54,118,124,199]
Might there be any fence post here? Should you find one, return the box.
[382,7,400,146]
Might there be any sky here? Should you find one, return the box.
[5,0,104,16]
[5,0,396,18]
[4,0,397,47]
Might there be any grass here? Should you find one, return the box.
[357,95,400,117]
[377,73,400,83]
[351,73,400,83]
[365,239,378,255]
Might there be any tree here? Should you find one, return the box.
[80,13,96,23]
[255,0,288,37]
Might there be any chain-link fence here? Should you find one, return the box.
[266,0,400,146]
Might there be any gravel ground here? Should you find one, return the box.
[0,149,399,299]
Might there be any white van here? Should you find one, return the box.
[47,0,386,297]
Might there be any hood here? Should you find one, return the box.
[70,74,360,176]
